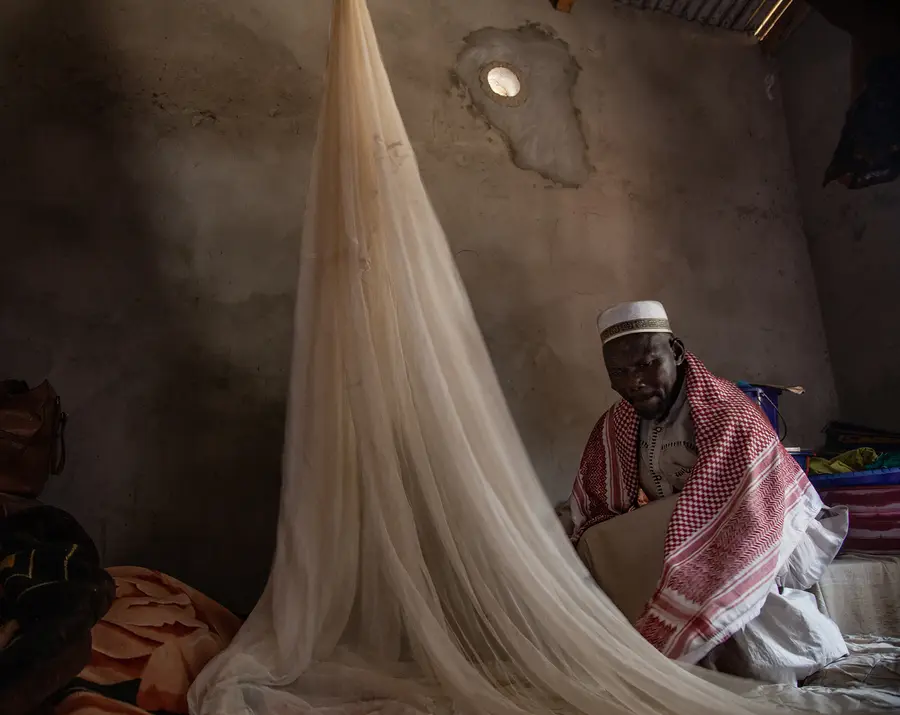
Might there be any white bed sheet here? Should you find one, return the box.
[815,553,900,637]
[745,635,900,712]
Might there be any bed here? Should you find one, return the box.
[576,500,900,711]
[744,635,900,712]
[815,553,900,637]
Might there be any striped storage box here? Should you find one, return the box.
[813,474,900,553]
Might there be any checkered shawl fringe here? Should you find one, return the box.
[570,353,818,661]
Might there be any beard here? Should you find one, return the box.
[629,393,667,420]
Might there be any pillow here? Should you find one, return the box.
[575,496,678,624]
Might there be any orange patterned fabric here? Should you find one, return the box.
[55,567,241,715]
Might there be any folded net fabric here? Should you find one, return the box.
[187,2,782,714]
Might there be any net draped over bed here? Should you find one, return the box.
[187,2,782,714]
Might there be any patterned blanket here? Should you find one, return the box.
[56,567,241,715]
[818,486,900,553]
[570,354,821,662]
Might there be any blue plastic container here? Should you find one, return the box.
[786,449,814,474]
[738,383,780,434]
[808,467,900,490]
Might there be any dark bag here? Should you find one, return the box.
[824,51,900,190]
[0,381,67,497]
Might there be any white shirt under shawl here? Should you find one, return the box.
[638,383,697,501]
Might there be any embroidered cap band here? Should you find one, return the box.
[597,301,672,344]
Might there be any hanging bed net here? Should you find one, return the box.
[189,2,787,714]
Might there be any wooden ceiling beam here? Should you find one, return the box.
[760,1,811,54]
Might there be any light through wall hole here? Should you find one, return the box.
[487,67,521,98]
[479,62,527,107]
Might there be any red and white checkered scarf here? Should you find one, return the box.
[570,353,820,662]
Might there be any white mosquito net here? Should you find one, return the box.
[188,1,784,714]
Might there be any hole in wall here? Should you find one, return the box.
[458,25,591,185]
[487,66,521,98]
[479,61,527,107]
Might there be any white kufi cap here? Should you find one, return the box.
[596,301,672,344]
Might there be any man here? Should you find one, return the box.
[0,498,115,715]
[568,301,849,684]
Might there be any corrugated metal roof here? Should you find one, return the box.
[614,0,795,37]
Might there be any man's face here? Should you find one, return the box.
[603,333,684,420]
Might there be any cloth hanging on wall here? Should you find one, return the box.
[187,2,784,714]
